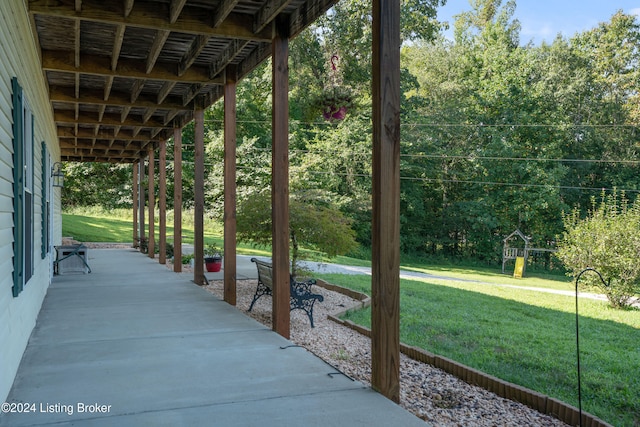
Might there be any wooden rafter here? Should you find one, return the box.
[41,51,222,85]
[146,30,170,74]
[124,0,135,18]
[208,39,249,79]
[111,24,125,72]
[254,0,293,34]
[157,81,176,104]
[178,35,209,77]
[29,1,273,42]
[55,110,168,128]
[169,0,187,24]
[212,0,239,28]
[51,85,189,111]
[29,0,342,162]
[58,127,151,140]
[130,79,145,103]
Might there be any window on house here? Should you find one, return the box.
[41,141,51,260]
[12,77,34,297]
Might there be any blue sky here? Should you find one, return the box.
[437,0,640,45]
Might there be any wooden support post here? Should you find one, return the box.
[224,69,237,305]
[271,22,290,339]
[194,109,205,285]
[139,156,146,252]
[371,0,401,403]
[133,161,139,248]
[173,127,183,273]
[148,146,155,258]
[158,139,167,265]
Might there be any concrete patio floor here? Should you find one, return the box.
[1,248,425,426]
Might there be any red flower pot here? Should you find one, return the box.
[205,257,222,272]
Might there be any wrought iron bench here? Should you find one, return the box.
[248,258,324,327]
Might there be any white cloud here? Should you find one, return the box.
[520,23,558,44]
[629,8,640,16]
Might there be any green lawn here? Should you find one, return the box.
[315,272,640,427]
[62,208,270,256]
[63,209,639,425]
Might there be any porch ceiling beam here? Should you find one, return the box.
[234,42,271,81]
[170,0,188,24]
[164,109,181,126]
[288,0,335,38]
[130,79,145,103]
[60,139,138,151]
[151,127,164,139]
[29,1,273,42]
[98,104,106,121]
[146,30,171,74]
[61,147,142,158]
[124,0,135,18]
[104,76,114,100]
[61,154,141,163]
[212,0,240,28]
[253,0,292,34]
[178,35,209,77]
[50,85,189,111]
[41,50,224,85]
[74,19,80,68]
[157,81,177,104]
[143,108,156,123]
[111,24,126,71]
[208,39,249,80]
[120,106,132,123]
[58,127,153,140]
[182,84,203,107]
[55,110,169,128]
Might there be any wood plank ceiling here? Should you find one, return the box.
[29,0,336,163]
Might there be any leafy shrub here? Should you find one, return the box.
[557,191,640,308]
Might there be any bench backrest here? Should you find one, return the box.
[253,259,274,290]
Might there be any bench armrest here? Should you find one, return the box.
[290,277,317,296]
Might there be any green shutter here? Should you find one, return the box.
[12,77,24,297]
[41,141,48,260]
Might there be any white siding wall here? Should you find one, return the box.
[0,0,61,402]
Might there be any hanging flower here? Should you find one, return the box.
[317,85,354,122]
[311,55,354,122]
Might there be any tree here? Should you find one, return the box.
[236,190,358,277]
[556,190,640,308]
[62,162,132,209]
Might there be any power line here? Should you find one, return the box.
[247,147,640,165]
[401,123,639,128]
[199,117,639,128]
[398,153,640,165]
[236,166,640,194]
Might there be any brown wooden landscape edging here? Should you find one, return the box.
[315,279,613,427]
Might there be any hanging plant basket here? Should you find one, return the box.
[315,86,354,122]
[323,105,348,121]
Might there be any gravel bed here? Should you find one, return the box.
[203,279,568,427]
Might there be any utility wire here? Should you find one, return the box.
[239,147,640,165]
[235,166,640,194]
